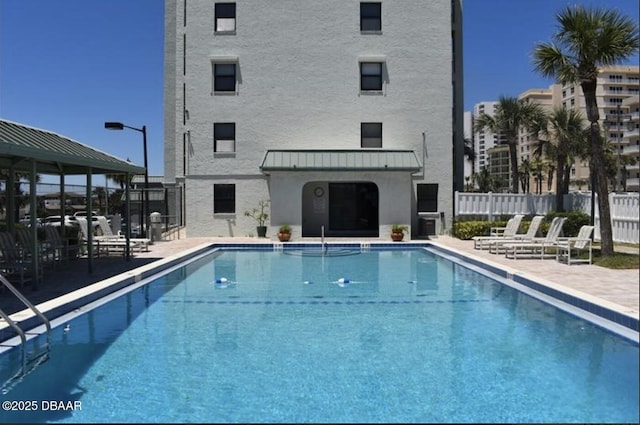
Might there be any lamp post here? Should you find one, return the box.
[104,121,149,238]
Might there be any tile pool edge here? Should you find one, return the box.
[426,241,639,337]
[0,242,217,340]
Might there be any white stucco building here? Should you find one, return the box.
[164,0,464,238]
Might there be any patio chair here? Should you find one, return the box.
[15,227,56,269]
[44,225,80,264]
[472,214,524,250]
[503,217,567,260]
[96,216,150,252]
[0,231,42,286]
[555,225,594,265]
[488,215,545,254]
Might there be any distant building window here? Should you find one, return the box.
[360,2,381,32]
[214,184,235,213]
[214,123,236,152]
[360,62,382,91]
[215,3,236,32]
[361,123,382,148]
[417,184,438,212]
[214,63,236,92]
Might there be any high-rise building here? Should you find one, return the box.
[163,0,464,237]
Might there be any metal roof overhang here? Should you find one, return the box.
[260,149,422,173]
[0,119,145,175]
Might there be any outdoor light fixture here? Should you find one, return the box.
[104,121,149,238]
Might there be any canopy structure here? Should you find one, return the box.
[0,118,146,285]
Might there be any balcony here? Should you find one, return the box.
[622,144,639,155]
[622,128,640,141]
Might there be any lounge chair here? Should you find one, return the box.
[96,216,150,252]
[0,231,42,286]
[76,217,141,256]
[472,214,524,250]
[555,225,594,265]
[503,217,567,260]
[488,215,545,254]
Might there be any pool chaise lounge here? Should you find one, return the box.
[488,215,545,254]
[95,216,151,252]
[472,214,524,250]
[503,216,567,260]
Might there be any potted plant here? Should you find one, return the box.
[278,224,292,242]
[244,200,270,237]
[391,224,408,242]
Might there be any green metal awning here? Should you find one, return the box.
[0,119,145,175]
[260,149,421,173]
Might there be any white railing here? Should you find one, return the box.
[455,191,639,244]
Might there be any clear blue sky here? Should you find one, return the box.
[1,1,638,182]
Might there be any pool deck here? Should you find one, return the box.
[1,233,638,329]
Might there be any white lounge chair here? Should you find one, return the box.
[76,217,141,256]
[472,214,524,250]
[95,216,150,252]
[503,217,567,260]
[555,225,594,265]
[488,215,545,254]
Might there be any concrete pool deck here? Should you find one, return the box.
[1,232,638,331]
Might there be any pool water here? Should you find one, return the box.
[2,248,638,423]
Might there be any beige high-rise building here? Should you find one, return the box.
[561,65,639,192]
[517,84,561,193]
[621,95,640,191]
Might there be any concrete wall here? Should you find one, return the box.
[165,0,457,237]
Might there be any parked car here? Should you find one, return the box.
[43,215,77,227]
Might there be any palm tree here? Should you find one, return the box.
[519,159,532,193]
[474,167,496,193]
[533,107,588,211]
[533,5,639,256]
[474,96,545,193]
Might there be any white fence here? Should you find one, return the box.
[455,191,639,244]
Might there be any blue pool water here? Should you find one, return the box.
[1,248,638,423]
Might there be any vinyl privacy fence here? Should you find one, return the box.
[454,191,639,244]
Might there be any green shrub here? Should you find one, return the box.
[544,211,590,237]
[452,220,492,239]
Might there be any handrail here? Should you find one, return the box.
[0,307,27,374]
[0,274,51,345]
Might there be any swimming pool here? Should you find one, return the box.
[1,246,638,423]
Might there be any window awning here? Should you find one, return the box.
[260,150,421,173]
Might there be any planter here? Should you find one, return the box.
[257,226,268,238]
[391,231,404,242]
[278,232,291,242]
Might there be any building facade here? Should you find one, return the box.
[164,0,464,238]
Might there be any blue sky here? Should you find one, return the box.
[0,0,638,182]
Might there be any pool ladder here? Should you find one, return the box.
[0,274,51,394]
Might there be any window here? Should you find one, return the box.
[361,123,382,148]
[417,184,438,212]
[360,62,382,91]
[215,3,236,32]
[360,2,381,32]
[214,123,236,152]
[214,184,235,213]
[214,63,236,92]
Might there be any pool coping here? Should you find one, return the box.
[1,241,638,343]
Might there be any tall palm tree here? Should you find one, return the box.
[533,5,639,256]
[533,107,588,211]
[474,96,545,193]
